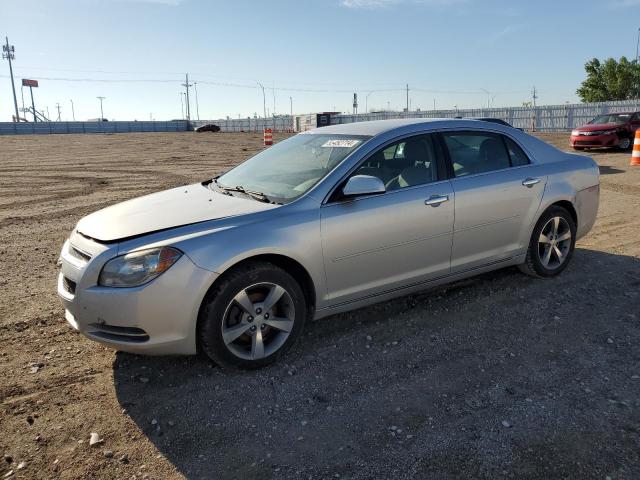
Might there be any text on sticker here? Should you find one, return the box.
[321,139,361,148]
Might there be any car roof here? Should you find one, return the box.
[599,112,636,116]
[305,118,505,137]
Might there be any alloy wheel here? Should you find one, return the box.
[619,137,631,150]
[221,282,295,361]
[537,216,572,270]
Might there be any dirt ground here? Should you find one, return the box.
[0,130,639,480]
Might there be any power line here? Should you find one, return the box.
[0,73,532,96]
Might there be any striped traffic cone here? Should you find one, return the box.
[631,130,640,166]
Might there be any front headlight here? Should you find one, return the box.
[571,130,580,136]
[98,247,182,287]
[599,129,616,135]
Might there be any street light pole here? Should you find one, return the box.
[365,91,374,113]
[97,96,105,121]
[480,88,491,109]
[257,82,267,120]
[70,99,75,121]
[194,82,200,121]
[636,27,640,63]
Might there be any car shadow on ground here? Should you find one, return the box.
[599,165,626,175]
[113,248,640,480]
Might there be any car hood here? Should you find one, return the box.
[76,183,278,242]
[576,123,623,132]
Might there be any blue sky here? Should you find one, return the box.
[0,0,639,121]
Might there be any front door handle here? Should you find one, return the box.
[425,194,449,207]
[522,177,541,188]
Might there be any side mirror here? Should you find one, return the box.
[342,175,386,197]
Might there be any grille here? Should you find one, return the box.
[88,323,149,343]
[68,245,92,263]
[62,276,77,295]
[575,140,600,146]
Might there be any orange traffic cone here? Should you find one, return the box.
[631,130,640,166]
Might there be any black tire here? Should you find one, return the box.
[617,136,632,151]
[198,261,306,369]
[519,206,577,278]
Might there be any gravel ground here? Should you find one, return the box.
[0,131,639,480]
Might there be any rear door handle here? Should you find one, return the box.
[424,194,449,207]
[522,178,541,188]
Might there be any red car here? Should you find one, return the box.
[570,112,640,151]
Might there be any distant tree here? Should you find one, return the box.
[577,56,640,102]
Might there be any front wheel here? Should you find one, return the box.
[519,206,576,278]
[198,262,307,369]
[617,136,632,151]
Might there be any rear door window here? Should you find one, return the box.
[442,132,510,177]
[504,137,530,167]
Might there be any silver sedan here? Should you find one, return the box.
[57,119,600,368]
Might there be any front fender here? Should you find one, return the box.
[173,207,328,308]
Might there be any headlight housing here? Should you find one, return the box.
[98,247,182,287]
[599,129,616,135]
[571,130,580,136]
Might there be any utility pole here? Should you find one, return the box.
[531,86,538,132]
[182,74,192,122]
[289,96,292,117]
[2,37,19,122]
[257,82,267,120]
[70,99,75,121]
[366,91,373,113]
[97,96,105,120]
[636,27,639,63]
[194,82,200,121]
[55,103,62,121]
[406,84,409,113]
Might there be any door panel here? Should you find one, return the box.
[321,181,454,305]
[450,165,547,272]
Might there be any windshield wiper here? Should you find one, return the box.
[218,184,277,204]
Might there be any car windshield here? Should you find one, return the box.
[588,114,630,125]
[215,134,369,203]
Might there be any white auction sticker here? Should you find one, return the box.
[321,139,361,148]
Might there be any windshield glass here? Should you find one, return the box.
[588,114,630,125]
[216,134,369,202]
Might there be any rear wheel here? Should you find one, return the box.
[198,262,306,369]
[519,206,576,278]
